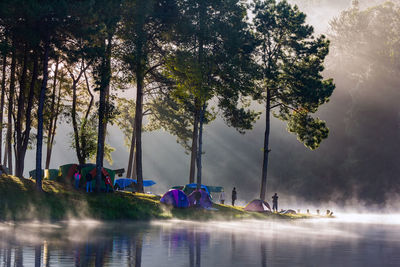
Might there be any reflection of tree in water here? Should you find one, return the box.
[14,246,23,267]
[0,224,148,266]
[189,231,203,267]
[260,240,267,267]
[230,233,236,262]
[161,226,209,267]
[127,233,143,267]
[35,244,41,267]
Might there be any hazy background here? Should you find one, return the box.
[21,0,400,208]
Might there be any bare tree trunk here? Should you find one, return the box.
[194,0,205,188]
[196,104,205,190]
[126,124,135,178]
[6,42,16,175]
[20,51,39,178]
[3,137,7,167]
[189,109,199,184]
[78,67,94,162]
[45,58,59,169]
[46,77,62,169]
[70,61,90,165]
[36,36,50,192]
[134,70,144,193]
[259,88,271,201]
[15,46,28,177]
[132,150,137,179]
[95,34,112,192]
[0,48,7,165]
[71,79,85,165]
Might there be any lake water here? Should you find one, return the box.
[0,214,399,266]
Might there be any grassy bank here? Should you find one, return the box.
[0,175,313,221]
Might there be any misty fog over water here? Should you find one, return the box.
[18,0,400,208]
[1,216,400,266]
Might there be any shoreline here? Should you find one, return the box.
[0,175,325,222]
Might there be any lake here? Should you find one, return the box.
[0,214,399,266]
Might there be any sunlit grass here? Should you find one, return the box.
[0,175,322,221]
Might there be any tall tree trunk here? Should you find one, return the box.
[71,79,85,165]
[45,58,59,169]
[189,109,199,184]
[79,67,94,162]
[46,77,62,169]
[15,46,28,177]
[20,51,39,178]
[0,49,7,165]
[126,124,135,178]
[259,88,271,201]
[36,37,50,191]
[95,34,112,192]
[6,42,16,175]
[194,0,205,188]
[132,151,137,179]
[134,71,144,192]
[3,137,7,167]
[196,104,205,190]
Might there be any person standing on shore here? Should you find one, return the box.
[272,193,279,212]
[220,189,225,204]
[86,173,93,193]
[232,187,237,206]
[74,171,81,189]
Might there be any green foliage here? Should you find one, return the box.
[164,0,260,135]
[286,110,329,150]
[146,95,195,153]
[252,0,335,149]
[115,97,136,148]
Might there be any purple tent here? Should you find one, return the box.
[160,189,189,208]
[188,189,213,208]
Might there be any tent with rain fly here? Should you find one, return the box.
[81,166,116,191]
[187,189,213,208]
[183,184,210,196]
[29,168,59,180]
[160,189,189,208]
[58,164,79,182]
[244,199,271,212]
[114,178,156,190]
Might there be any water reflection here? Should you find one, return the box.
[0,218,399,266]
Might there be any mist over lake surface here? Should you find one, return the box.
[1,215,399,266]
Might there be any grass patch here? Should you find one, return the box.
[0,175,324,222]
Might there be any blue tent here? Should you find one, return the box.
[160,189,189,208]
[114,178,156,189]
[183,184,210,195]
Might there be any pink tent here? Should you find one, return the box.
[244,199,271,212]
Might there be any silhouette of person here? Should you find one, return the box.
[272,193,278,212]
[232,187,237,206]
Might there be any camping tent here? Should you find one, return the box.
[244,199,271,212]
[81,166,116,191]
[160,189,189,208]
[29,168,60,180]
[114,178,156,190]
[183,184,210,196]
[58,164,79,182]
[187,189,213,208]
